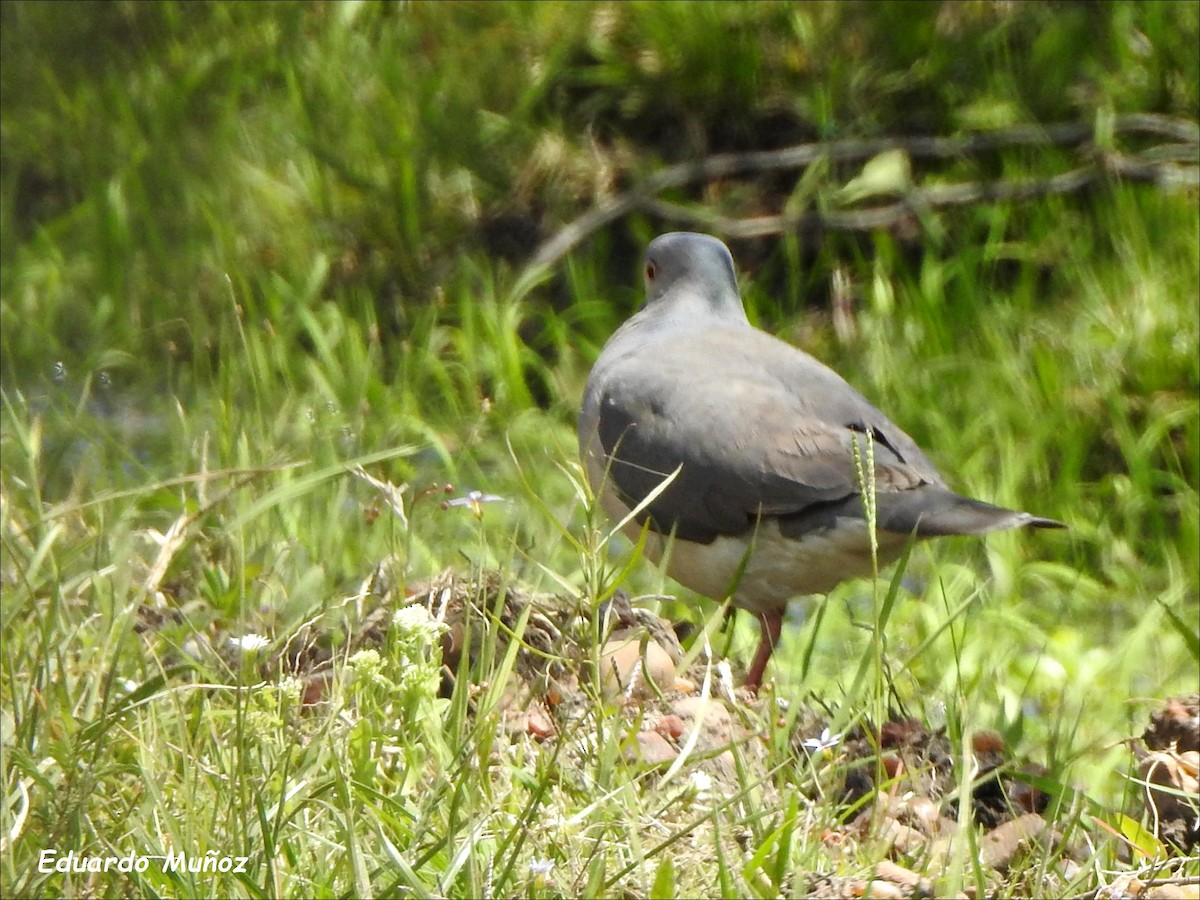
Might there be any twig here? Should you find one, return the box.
[629,153,1198,240]
[520,115,1199,278]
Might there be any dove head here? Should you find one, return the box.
[641,232,748,324]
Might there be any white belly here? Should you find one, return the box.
[588,451,908,614]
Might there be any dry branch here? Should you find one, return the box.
[520,114,1199,282]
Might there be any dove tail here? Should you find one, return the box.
[875,488,1066,536]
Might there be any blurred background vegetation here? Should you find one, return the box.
[3,1,1196,413]
[0,2,1197,895]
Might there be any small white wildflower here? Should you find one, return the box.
[346,648,390,690]
[529,857,554,887]
[689,769,714,796]
[392,604,449,638]
[442,489,505,519]
[394,662,439,696]
[347,648,383,670]
[228,633,270,653]
[276,675,304,705]
[801,726,842,754]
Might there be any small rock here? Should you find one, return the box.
[671,695,734,741]
[525,709,556,739]
[850,879,904,898]
[672,676,697,693]
[599,634,677,700]
[655,714,686,740]
[626,730,678,766]
[1146,883,1200,900]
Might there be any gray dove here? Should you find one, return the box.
[578,232,1064,692]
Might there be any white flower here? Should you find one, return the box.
[392,604,449,638]
[801,727,842,754]
[345,648,394,691]
[275,675,304,704]
[347,648,383,671]
[442,489,505,518]
[689,770,714,796]
[529,858,554,886]
[228,633,270,653]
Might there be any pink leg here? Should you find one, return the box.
[744,611,783,693]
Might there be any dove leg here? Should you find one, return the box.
[744,610,783,692]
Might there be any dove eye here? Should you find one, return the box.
[645,261,658,280]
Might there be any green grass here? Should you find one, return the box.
[2,2,1198,897]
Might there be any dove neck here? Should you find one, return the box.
[640,284,750,328]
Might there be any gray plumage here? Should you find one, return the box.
[578,232,1064,690]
